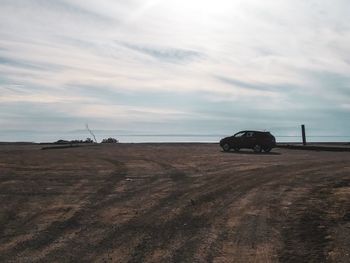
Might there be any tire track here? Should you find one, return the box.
[0,159,127,262]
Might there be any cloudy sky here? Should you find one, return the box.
[1,0,350,141]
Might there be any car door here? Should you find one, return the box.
[233,131,246,148]
[244,132,256,148]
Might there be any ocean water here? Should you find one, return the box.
[88,135,349,143]
[0,131,349,143]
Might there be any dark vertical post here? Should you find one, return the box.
[301,124,306,145]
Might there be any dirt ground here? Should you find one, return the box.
[0,143,349,263]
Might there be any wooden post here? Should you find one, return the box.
[301,124,306,145]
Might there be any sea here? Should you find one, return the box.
[0,130,349,144]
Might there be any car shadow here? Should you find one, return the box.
[222,150,281,155]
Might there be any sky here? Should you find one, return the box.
[1,0,350,142]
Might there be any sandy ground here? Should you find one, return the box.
[0,143,349,263]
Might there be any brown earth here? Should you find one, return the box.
[0,143,349,263]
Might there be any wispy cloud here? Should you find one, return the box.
[216,76,296,93]
[120,42,203,63]
[0,55,63,72]
[1,0,115,24]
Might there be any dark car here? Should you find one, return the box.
[220,131,276,153]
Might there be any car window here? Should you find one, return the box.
[234,132,245,137]
[246,132,254,137]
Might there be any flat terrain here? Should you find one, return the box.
[0,144,349,263]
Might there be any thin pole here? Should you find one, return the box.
[301,124,306,145]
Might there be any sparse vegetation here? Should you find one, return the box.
[54,138,94,144]
[101,137,119,143]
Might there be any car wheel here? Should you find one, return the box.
[253,144,262,153]
[222,143,231,152]
[263,147,272,153]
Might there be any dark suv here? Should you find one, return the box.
[220,131,276,153]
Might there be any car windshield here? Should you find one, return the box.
[234,132,245,137]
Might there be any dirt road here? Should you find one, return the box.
[0,144,349,262]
